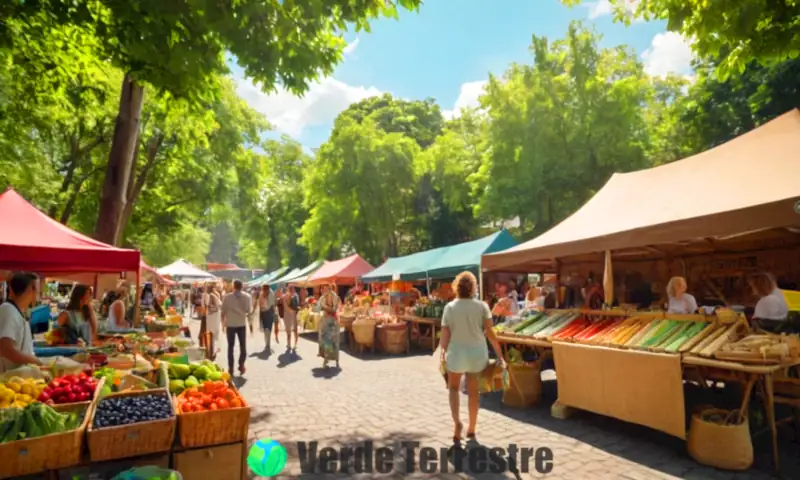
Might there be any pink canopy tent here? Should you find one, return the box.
[0,188,141,273]
[307,254,374,286]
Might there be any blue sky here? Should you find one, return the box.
[233,0,693,148]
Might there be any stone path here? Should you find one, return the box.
[198,319,799,479]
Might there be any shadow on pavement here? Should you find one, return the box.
[311,366,341,379]
[249,349,273,361]
[481,377,800,478]
[277,349,302,368]
[259,430,523,479]
[232,376,248,389]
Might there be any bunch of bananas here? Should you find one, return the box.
[0,377,47,409]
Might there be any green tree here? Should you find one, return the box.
[474,23,657,235]
[563,0,800,78]
[301,119,419,263]
[1,0,422,245]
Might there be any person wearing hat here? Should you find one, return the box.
[317,282,341,368]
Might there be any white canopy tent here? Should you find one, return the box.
[157,259,216,281]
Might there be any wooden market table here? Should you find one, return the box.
[398,315,441,352]
[682,355,800,470]
[495,331,799,472]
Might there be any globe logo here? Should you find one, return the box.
[248,438,287,477]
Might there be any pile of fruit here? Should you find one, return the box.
[176,381,244,413]
[0,377,47,409]
[39,372,99,405]
[44,329,67,346]
[167,360,229,395]
[1,402,84,442]
[93,394,173,428]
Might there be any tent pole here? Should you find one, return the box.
[133,270,142,327]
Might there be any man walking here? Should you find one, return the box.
[282,286,300,351]
[221,280,252,376]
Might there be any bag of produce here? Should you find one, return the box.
[112,466,182,480]
[0,365,49,383]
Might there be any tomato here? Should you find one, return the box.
[209,403,219,411]
[215,398,229,409]
[229,398,242,408]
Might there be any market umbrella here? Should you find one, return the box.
[603,250,613,306]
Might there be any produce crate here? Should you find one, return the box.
[175,384,250,448]
[87,390,176,462]
[58,452,170,480]
[173,441,246,480]
[0,403,90,478]
[52,376,106,410]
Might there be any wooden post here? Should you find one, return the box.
[133,270,142,327]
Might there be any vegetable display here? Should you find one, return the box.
[176,382,244,413]
[167,360,229,395]
[0,402,84,442]
[39,372,98,405]
[0,377,47,409]
[93,394,172,428]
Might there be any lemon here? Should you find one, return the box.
[20,384,34,396]
[0,401,9,409]
[6,383,21,393]
[12,401,27,408]
[7,376,24,385]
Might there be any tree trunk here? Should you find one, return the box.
[94,75,145,245]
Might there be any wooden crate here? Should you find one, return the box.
[0,403,90,479]
[87,390,176,462]
[175,384,250,448]
[173,442,245,480]
[57,453,170,480]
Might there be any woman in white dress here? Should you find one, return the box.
[108,285,130,330]
[205,283,222,356]
[666,276,698,314]
[749,272,789,332]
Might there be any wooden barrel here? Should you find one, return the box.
[352,316,376,346]
[378,322,407,354]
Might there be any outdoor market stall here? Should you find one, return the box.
[247,266,287,288]
[364,230,517,351]
[157,259,216,283]
[481,110,800,472]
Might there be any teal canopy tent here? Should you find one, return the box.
[248,267,288,287]
[280,260,324,286]
[269,268,300,287]
[361,230,517,283]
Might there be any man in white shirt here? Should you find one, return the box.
[221,280,252,376]
[0,272,42,373]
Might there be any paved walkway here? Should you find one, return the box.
[199,320,798,479]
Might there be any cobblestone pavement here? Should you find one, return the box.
[199,319,799,479]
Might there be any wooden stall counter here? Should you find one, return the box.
[398,315,442,352]
[553,341,686,439]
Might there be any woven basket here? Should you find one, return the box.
[0,403,90,478]
[176,386,250,448]
[339,315,356,330]
[687,409,753,470]
[377,322,407,354]
[502,362,542,408]
[352,317,376,346]
[87,389,176,462]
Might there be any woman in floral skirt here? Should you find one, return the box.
[318,282,341,368]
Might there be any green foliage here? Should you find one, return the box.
[135,221,212,267]
[563,0,800,79]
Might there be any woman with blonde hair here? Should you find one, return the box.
[666,276,698,314]
[749,272,789,331]
[439,271,505,444]
[108,284,130,330]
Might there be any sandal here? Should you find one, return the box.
[466,431,476,441]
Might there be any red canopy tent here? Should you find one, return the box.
[307,254,374,286]
[0,188,140,273]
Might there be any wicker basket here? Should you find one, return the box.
[502,362,542,408]
[687,409,753,470]
[87,389,176,462]
[0,403,90,478]
[176,385,250,448]
[377,322,407,354]
[339,315,356,330]
[352,316,376,346]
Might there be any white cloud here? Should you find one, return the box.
[233,37,380,138]
[585,0,641,21]
[343,38,360,55]
[235,77,381,138]
[586,0,613,19]
[443,80,488,119]
[642,32,694,78]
